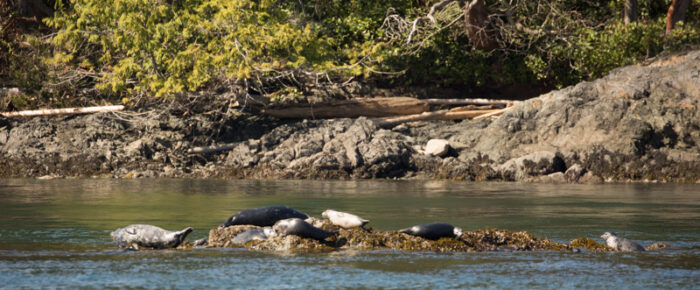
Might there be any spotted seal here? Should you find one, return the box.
[321,209,369,229]
[223,205,309,227]
[111,224,193,249]
[600,232,645,252]
[232,227,277,244]
[399,222,463,240]
[273,218,336,241]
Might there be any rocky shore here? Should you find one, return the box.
[1,51,699,182]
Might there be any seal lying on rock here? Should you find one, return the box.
[111,224,193,249]
[273,218,336,241]
[322,209,369,229]
[600,232,645,252]
[399,223,463,240]
[223,205,309,227]
[232,227,277,245]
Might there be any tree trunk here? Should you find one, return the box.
[665,0,691,35]
[464,0,498,50]
[624,0,638,24]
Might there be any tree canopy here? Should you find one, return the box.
[1,0,699,104]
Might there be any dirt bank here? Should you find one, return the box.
[1,51,698,182]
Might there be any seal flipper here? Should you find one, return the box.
[174,227,193,245]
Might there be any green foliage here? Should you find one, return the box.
[46,0,381,97]
[383,0,700,89]
[5,0,698,100]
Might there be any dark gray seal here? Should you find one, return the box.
[399,222,463,240]
[111,224,193,249]
[600,232,645,252]
[273,218,335,241]
[223,205,309,227]
[232,227,276,244]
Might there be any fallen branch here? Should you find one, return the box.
[263,97,429,119]
[423,98,514,106]
[1,105,125,118]
[187,143,238,154]
[473,107,512,120]
[374,108,504,127]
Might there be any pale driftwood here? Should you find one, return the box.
[263,97,429,119]
[423,98,514,106]
[1,105,125,118]
[374,108,503,127]
[472,107,512,120]
[187,143,238,154]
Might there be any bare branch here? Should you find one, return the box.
[406,0,457,44]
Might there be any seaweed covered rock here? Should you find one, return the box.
[208,225,262,247]
[461,228,571,251]
[206,219,597,253]
[569,237,612,252]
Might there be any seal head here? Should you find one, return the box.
[223,205,309,227]
[399,222,462,240]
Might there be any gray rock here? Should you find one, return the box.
[578,171,604,184]
[527,172,567,183]
[564,164,586,182]
[498,151,566,181]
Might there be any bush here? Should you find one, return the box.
[3,0,698,100]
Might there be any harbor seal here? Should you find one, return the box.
[223,205,309,227]
[321,209,369,229]
[273,218,336,241]
[600,232,645,252]
[399,222,463,240]
[232,227,277,244]
[111,224,193,249]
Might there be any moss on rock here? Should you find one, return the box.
[569,237,612,252]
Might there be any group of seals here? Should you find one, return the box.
[109,205,650,252]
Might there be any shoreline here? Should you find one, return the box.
[1,51,699,183]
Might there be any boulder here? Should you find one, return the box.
[424,139,451,157]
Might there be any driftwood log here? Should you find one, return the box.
[374,107,506,128]
[262,97,430,119]
[1,105,125,118]
[262,97,514,119]
[187,143,238,154]
[423,98,513,106]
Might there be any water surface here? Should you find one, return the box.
[0,179,698,288]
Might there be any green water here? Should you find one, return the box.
[0,179,698,288]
